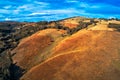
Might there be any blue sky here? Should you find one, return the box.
[0,0,120,22]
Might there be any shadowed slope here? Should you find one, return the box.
[21,30,120,80]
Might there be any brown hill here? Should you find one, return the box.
[48,17,92,29]
[8,17,120,80]
[12,29,66,70]
[20,29,120,80]
[59,17,90,29]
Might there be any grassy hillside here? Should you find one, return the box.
[12,29,66,70]
[20,30,120,80]
[20,18,120,80]
[0,16,120,80]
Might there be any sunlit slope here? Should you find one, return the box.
[87,20,114,31]
[21,29,120,80]
[12,29,66,70]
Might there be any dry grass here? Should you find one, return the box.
[48,17,87,29]
[12,29,66,70]
[59,17,83,29]
[108,20,120,24]
[52,30,120,56]
[88,21,114,31]
[20,29,120,80]
[11,18,120,80]
[60,22,79,29]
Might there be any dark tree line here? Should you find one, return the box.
[108,23,120,31]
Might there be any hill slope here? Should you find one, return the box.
[0,17,119,80]
[12,29,66,70]
[20,29,120,80]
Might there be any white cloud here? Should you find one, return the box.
[13,4,33,14]
[5,18,12,21]
[0,9,9,14]
[16,2,49,12]
[17,5,31,10]
[29,12,48,16]
[34,1,49,5]
[42,9,79,14]
[66,0,78,3]
[13,10,21,14]
[27,8,87,19]
[3,5,12,9]
[79,2,100,8]
[80,3,88,8]
[109,16,116,19]
[18,5,28,9]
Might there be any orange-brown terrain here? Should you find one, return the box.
[12,29,66,70]
[9,17,120,80]
[48,17,90,29]
[59,17,91,29]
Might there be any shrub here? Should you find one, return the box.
[108,23,120,31]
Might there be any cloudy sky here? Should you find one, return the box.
[0,0,120,22]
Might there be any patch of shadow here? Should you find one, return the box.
[9,63,25,80]
[108,23,120,32]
